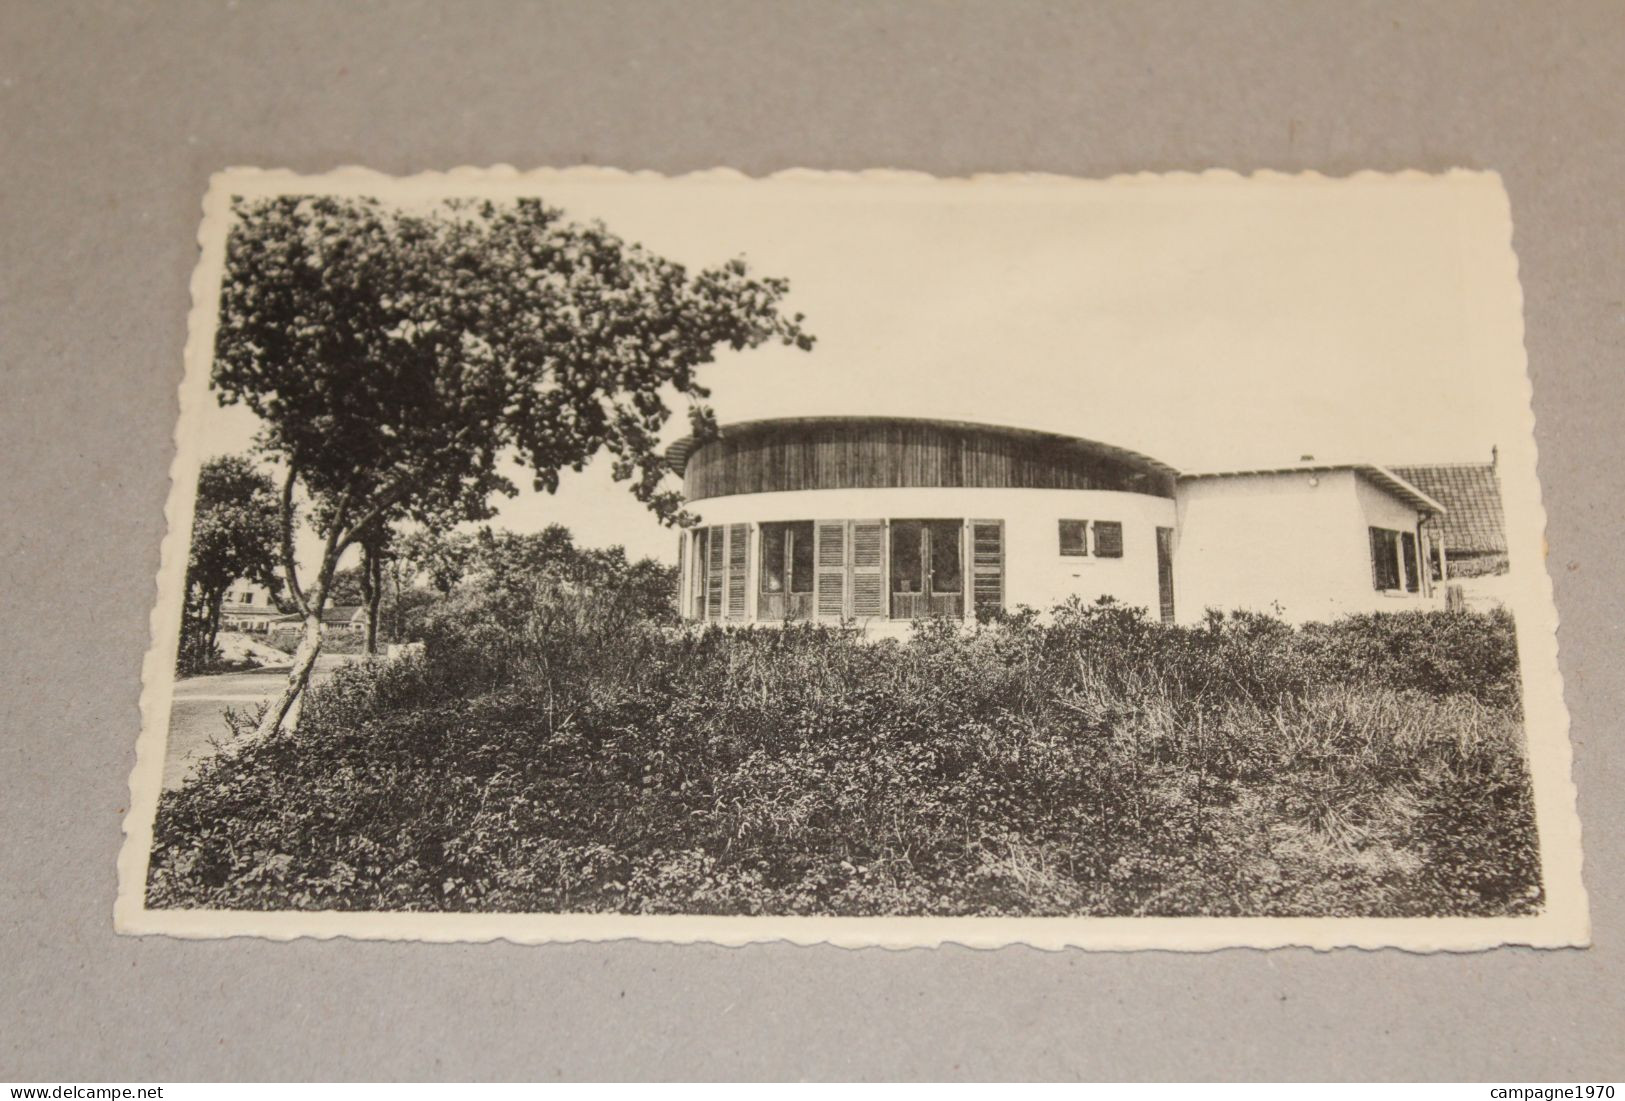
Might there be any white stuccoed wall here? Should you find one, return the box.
[688,486,1176,622]
[686,474,1433,628]
[1172,470,1433,624]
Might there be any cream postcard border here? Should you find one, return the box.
[116,165,1589,951]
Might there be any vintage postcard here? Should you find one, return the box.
[117,166,1587,950]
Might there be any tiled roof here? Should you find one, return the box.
[321,604,366,626]
[1389,463,1506,555]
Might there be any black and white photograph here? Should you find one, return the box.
[116,167,1586,949]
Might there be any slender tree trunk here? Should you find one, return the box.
[255,463,349,739]
[365,594,380,655]
[205,591,224,655]
[257,609,324,737]
[362,542,382,655]
[389,565,405,642]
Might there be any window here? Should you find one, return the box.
[889,519,966,619]
[761,524,787,593]
[791,523,814,593]
[759,521,815,595]
[1058,519,1088,556]
[928,519,962,593]
[1092,521,1124,559]
[1401,531,1420,593]
[1060,519,1122,558]
[891,520,923,593]
[1369,527,1402,591]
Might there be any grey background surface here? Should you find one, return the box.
[3,0,1621,1081]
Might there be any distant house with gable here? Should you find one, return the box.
[217,581,282,634]
[321,605,369,635]
[225,583,368,640]
[265,603,368,639]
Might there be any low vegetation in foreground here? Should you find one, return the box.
[148,585,1540,917]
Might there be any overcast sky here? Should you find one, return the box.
[191,169,1528,568]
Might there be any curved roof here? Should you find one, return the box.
[663,415,1180,480]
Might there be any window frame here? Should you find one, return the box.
[1369,526,1403,592]
[1058,519,1089,557]
[758,520,816,597]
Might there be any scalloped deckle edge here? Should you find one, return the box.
[117,165,1588,952]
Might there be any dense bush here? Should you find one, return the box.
[148,600,1541,918]
[1449,553,1512,580]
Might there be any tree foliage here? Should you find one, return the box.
[460,524,680,629]
[211,194,811,732]
[397,528,478,595]
[215,194,811,536]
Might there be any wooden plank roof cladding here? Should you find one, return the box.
[666,417,1179,502]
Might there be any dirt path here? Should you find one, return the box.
[161,654,352,791]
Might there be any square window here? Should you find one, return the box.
[1058,519,1088,556]
[1370,527,1402,591]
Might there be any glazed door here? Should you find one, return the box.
[758,521,816,621]
[889,519,963,619]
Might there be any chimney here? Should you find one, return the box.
[1491,444,1499,469]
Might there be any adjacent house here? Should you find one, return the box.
[666,416,1455,629]
[1388,456,1507,579]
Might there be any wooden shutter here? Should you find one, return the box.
[1156,526,1176,625]
[727,522,749,618]
[814,520,848,621]
[676,531,687,620]
[1092,520,1123,558]
[850,520,886,619]
[1401,531,1419,593]
[706,524,725,619]
[970,520,1004,621]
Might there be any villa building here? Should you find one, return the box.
[667,417,1452,629]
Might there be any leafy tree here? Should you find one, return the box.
[397,528,477,596]
[325,565,369,607]
[213,194,811,735]
[177,455,282,674]
[421,525,680,686]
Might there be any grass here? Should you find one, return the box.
[145,598,1541,918]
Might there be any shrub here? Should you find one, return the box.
[148,601,1541,918]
